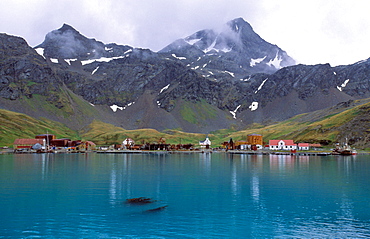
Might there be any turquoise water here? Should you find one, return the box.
[1,153,370,238]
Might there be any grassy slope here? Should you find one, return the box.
[1,99,370,149]
[0,109,78,146]
[79,120,208,146]
[227,99,370,148]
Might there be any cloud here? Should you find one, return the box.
[1,0,370,66]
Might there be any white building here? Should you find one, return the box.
[269,140,297,150]
[297,143,310,150]
[122,138,135,149]
[199,137,211,148]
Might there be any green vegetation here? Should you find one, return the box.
[180,99,218,125]
[80,120,208,146]
[0,109,78,146]
[1,99,370,149]
[227,100,370,147]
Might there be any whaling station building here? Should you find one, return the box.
[13,134,96,152]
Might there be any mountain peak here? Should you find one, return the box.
[160,18,295,75]
[227,17,253,33]
[35,24,134,60]
[58,23,80,33]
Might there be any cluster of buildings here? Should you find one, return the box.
[222,134,320,151]
[111,137,195,151]
[118,135,319,152]
[12,133,320,153]
[13,134,96,153]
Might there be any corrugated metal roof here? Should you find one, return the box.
[298,143,310,147]
[269,140,295,146]
[13,139,44,145]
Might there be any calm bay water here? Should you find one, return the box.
[1,152,370,238]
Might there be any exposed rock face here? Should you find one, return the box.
[159,18,296,78]
[36,23,132,60]
[0,18,370,134]
[0,33,63,105]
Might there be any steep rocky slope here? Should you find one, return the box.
[159,18,295,78]
[0,18,370,134]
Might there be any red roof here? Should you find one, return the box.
[269,140,295,146]
[298,143,310,147]
[13,139,44,145]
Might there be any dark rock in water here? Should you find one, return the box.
[145,205,168,212]
[126,197,155,204]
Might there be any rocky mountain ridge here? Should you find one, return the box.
[0,18,369,135]
[159,18,295,78]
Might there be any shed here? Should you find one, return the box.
[298,143,310,150]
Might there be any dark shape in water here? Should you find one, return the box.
[126,197,155,204]
[145,205,168,212]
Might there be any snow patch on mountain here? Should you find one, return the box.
[185,38,201,45]
[224,71,235,77]
[250,56,266,67]
[172,54,186,60]
[267,52,283,69]
[110,104,123,112]
[249,102,259,111]
[159,84,170,94]
[35,48,45,59]
[255,78,268,94]
[81,56,126,65]
[204,38,217,53]
[110,102,135,112]
[337,79,350,91]
[64,59,77,65]
[230,105,241,119]
[92,66,99,75]
[240,76,251,82]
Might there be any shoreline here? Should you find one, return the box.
[2,148,368,155]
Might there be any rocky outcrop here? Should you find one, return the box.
[35,23,132,60]
[159,18,296,78]
[0,33,66,107]
[1,20,370,134]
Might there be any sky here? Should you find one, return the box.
[1,0,369,66]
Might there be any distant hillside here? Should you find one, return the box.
[227,98,370,149]
[0,109,78,146]
[1,98,370,149]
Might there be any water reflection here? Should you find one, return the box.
[199,152,211,177]
[2,153,370,238]
[108,154,132,203]
[269,154,296,172]
[251,175,259,202]
[231,161,237,196]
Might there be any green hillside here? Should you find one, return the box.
[0,109,79,146]
[1,98,370,149]
[226,99,370,149]
[79,120,210,146]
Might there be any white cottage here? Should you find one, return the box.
[122,138,135,149]
[269,140,297,150]
[199,137,211,148]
